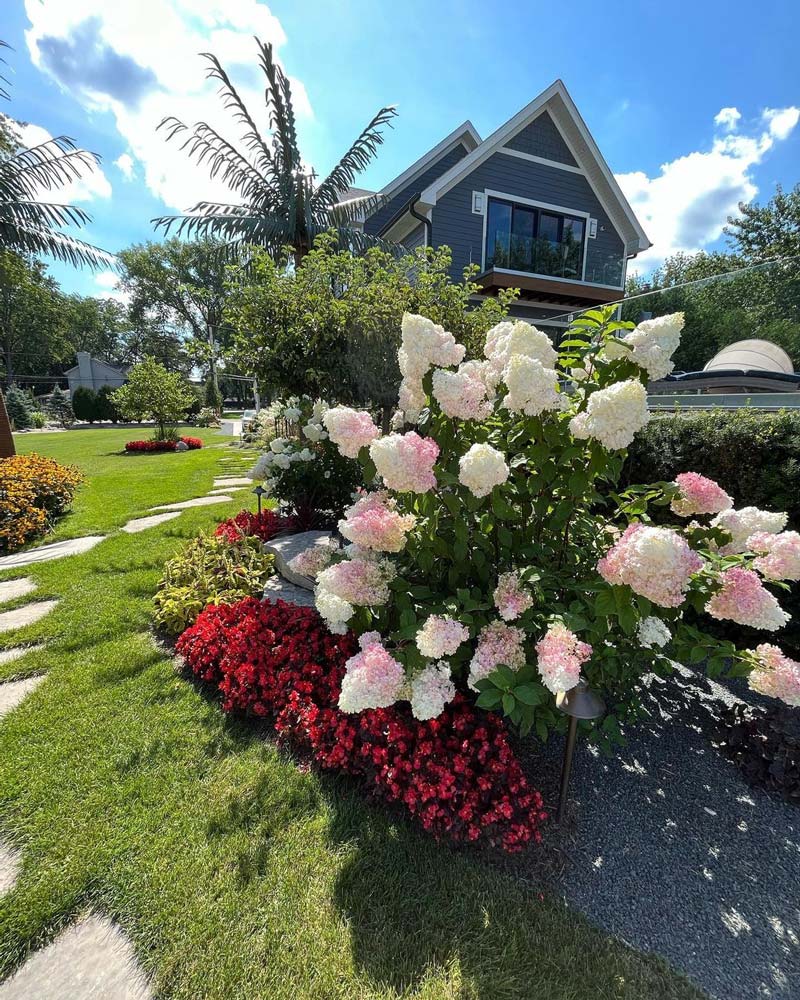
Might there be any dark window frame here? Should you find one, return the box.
[484,196,587,280]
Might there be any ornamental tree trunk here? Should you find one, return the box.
[0,389,16,458]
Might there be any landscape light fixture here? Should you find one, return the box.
[555,678,606,824]
[252,484,267,515]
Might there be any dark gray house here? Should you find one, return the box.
[351,80,650,335]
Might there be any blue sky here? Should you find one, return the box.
[4,0,799,297]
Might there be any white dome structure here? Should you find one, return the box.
[704,340,794,375]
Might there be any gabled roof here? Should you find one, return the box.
[377,120,481,201]
[419,80,651,255]
[64,357,127,378]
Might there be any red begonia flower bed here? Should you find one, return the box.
[214,509,296,544]
[125,437,203,452]
[176,597,547,851]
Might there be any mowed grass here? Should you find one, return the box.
[0,429,706,999]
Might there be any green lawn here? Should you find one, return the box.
[0,428,705,999]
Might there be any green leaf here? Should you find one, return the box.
[475,689,503,710]
[514,683,544,706]
[502,692,516,716]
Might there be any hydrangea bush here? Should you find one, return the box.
[294,310,800,744]
[249,396,362,528]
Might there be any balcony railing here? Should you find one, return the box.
[486,230,623,287]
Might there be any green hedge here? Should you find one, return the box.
[625,408,800,526]
[625,407,800,653]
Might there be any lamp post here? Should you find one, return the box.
[252,484,267,515]
[555,678,606,824]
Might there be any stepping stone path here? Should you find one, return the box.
[212,477,252,488]
[121,512,181,534]
[0,914,152,999]
[0,601,59,635]
[0,536,105,570]
[0,675,45,718]
[208,487,246,495]
[0,841,20,896]
[0,579,36,604]
[150,495,233,512]
[0,645,45,666]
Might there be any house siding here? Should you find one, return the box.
[364,143,470,236]
[504,111,578,166]
[400,223,426,251]
[431,151,625,288]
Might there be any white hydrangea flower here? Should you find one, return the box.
[269,437,288,453]
[568,379,648,450]
[282,405,302,422]
[271,452,291,470]
[432,362,493,420]
[605,313,685,381]
[314,589,353,634]
[484,320,557,388]
[302,421,327,442]
[458,442,509,498]
[410,662,456,720]
[501,355,565,416]
[249,454,273,481]
[637,616,671,649]
[711,507,789,554]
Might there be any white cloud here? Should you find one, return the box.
[714,107,741,131]
[114,152,135,180]
[93,269,129,304]
[16,121,112,203]
[24,1,312,213]
[619,105,799,273]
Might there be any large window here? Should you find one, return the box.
[484,196,586,280]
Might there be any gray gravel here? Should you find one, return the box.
[545,666,800,999]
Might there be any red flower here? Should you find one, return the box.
[125,437,202,453]
[176,597,547,852]
[215,509,296,544]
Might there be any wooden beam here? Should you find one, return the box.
[477,269,621,305]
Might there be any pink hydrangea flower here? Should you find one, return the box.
[535,623,592,694]
[338,633,406,713]
[747,530,800,582]
[338,492,416,553]
[705,567,790,632]
[468,621,526,690]
[493,571,533,621]
[410,661,456,720]
[316,556,395,608]
[746,643,800,706]
[322,406,380,459]
[369,431,439,493]
[597,523,703,608]
[670,472,733,517]
[416,615,469,659]
[287,543,335,578]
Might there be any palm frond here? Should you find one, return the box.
[320,191,389,228]
[0,139,100,199]
[152,206,290,249]
[0,220,116,269]
[309,222,404,258]
[200,48,275,176]
[156,117,275,206]
[0,198,94,229]
[255,40,300,175]
[0,39,11,101]
[312,106,397,211]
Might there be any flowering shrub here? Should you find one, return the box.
[0,453,82,553]
[177,597,546,850]
[249,397,362,528]
[301,310,800,745]
[152,533,274,636]
[214,509,296,544]
[125,437,202,452]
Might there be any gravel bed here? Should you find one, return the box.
[532,667,800,999]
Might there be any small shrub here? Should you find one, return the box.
[177,597,547,851]
[717,702,800,805]
[0,453,83,552]
[29,411,46,429]
[47,387,74,428]
[214,509,296,544]
[72,386,99,423]
[96,385,120,422]
[5,386,32,430]
[194,407,220,428]
[125,437,202,453]
[153,534,274,636]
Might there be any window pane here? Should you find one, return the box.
[485,200,511,268]
[561,216,584,278]
[510,207,535,271]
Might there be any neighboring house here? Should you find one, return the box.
[64,352,128,396]
[352,80,650,336]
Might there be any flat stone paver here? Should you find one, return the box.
[212,477,251,487]
[263,575,316,608]
[121,512,181,534]
[208,487,246,495]
[0,914,152,999]
[0,536,105,570]
[0,579,36,605]
[0,601,58,635]
[0,675,45,718]
[0,841,21,896]
[265,530,334,589]
[0,645,45,666]
[150,495,233,512]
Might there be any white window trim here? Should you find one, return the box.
[497,146,585,175]
[480,188,592,283]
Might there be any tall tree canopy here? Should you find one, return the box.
[153,38,397,262]
[724,183,800,262]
